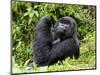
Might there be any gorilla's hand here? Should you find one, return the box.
[52,38,60,44]
[37,16,51,30]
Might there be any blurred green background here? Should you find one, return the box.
[12,1,96,73]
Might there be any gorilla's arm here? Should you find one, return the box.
[34,16,53,66]
[48,38,79,65]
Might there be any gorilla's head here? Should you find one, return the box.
[55,16,77,40]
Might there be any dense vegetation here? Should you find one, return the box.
[12,1,96,73]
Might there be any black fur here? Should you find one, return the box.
[34,16,80,66]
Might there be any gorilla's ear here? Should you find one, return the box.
[72,21,77,32]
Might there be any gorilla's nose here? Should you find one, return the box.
[56,28,64,34]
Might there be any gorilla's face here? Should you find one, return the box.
[55,17,75,39]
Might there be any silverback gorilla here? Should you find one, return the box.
[34,16,80,66]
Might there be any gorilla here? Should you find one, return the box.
[34,16,80,66]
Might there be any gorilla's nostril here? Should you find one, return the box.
[57,29,64,34]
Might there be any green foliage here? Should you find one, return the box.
[12,1,96,73]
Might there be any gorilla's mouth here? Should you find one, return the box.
[56,31,65,38]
